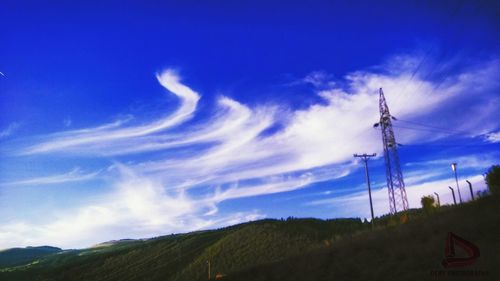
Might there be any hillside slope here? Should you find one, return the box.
[1,195,498,281]
[0,218,368,281]
[226,195,500,281]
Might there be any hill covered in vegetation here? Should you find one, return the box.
[0,246,62,268]
[1,194,499,281]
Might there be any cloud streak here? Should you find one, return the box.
[0,122,21,139]
[23,70,200,155]
[1,168,100,186]
[485,132,500,143]
[0,165,264,249]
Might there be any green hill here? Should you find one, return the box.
[0,246,62,268]
[1,194,499,281]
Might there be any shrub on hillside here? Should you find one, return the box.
[485,165,500,195]
[421,195,436,214]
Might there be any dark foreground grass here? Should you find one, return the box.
[225,195,500,281]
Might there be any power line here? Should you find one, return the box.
[396,142,490,148]
[392,124,462,135]
[393,122,491,140]
[394,119,470,135]
[391,0,466,116]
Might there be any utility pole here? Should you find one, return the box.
[207,260,211,280]
[448,186,457,205]
[354,153,377,229]
[451,163,462,203]
[466,180,474,200]
[374,88,409,214]
[434,192,440,207]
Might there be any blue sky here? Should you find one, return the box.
[1,0,499,249]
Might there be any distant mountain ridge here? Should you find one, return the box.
[0,246,62,268]
[91,238,139,248]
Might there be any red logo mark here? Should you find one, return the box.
[442,232,480,268]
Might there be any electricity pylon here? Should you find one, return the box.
[374,88,409,214]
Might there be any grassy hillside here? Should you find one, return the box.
[226,195,500,281]
[0,218,367,281]
[1,194,498,281]
[170,218,366,281]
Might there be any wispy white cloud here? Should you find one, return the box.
[126,57,498,194]
[2,168,100,186]
[0,122,21,139]
[89,96,264,156]
[63,118,72,127]
[405,153,499,171]
[209,174,315,203]
[0,165,264,249]
[22,69,200,155]
[485,131,500,143]
[302,71,335,88]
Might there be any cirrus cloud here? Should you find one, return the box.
[2,54,499,249]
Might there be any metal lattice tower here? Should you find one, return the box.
[376,88,409,214]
